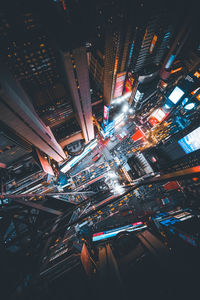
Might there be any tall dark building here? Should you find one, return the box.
[0,2,74,129]
[62,47,95,143]
[0,65,66,162]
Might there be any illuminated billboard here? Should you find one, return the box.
[178,127,200,154]
[165,54,175,69]
[149,35,158,54]
[113,72,126,99]
[60,139,97,173]
[125,78,133,93]
[196,93,200,101]
[149,108,166,126]
[170,67,182,74]
[168,86,184,104]
[103,105,110,126]
[92,222,146,242]
[191,87,200,95]
[131,129,145,142]
[134,90,142,102]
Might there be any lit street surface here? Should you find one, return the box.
[57,114,185,227]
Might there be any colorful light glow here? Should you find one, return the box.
[184,103,195,110]
[170,67,183,74]
[150,108,166,123]
[193,71,200,78]
[149,35,158,54]
[196,93,200,101]
[131,129,145,142]
[191,87,200,95]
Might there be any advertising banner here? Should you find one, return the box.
[178,126,200,154]
[125,78,133,93]
[103,105,110,126]
[113,72,126,99]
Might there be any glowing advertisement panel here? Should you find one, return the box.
[131,129,145,142]
[125,78,133,93]
[92,222,147,242]
[178,127,200,154]
[61,140,97,173]
[149,35,158,54]
[168,86,184,104]
[103,105,110,126]
[165,54,175,69]
[149,108,166,126]
[151,108,166,122]
[113,72,126,99]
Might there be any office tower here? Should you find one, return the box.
[0,3,74,128]
[89,48,104,96]
[0,66,66,162]
[103,9,133,107]
[0,1,84,152]
[0,121,32,168]
[61,47,95,143]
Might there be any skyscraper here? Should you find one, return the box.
[62,47,95,143]
[0,65,66,162]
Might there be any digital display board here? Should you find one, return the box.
[149,108,166,126]
[149,35,158,54]
[125,79,133,93]
[113,72,126,99]
[103,105,110,126]
[131,129,145,142]
[168,86,184,104]
[165,54,176,69]
[178,127,200,154]
[60,139,97,173]
[92,222,146,242]
[151,108,166,122]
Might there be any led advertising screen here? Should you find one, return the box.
[131,129,145,142]
[168,86,184,104]
[92,222,146,242]
[178,127,200,154]
[149,108,166,126]
[149,35,158,54]
[134,90,141,102]
[60,139,97,173]
[113,72,126,99]
[165,54,175,69]
[103,105,110,126]
[125,78,133,93]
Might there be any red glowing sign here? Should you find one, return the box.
[131,129,145,142]
[196,93,200,101]
[163,181,179,191]
[125,78,133,93]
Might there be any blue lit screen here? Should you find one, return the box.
[178,127,200,154]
